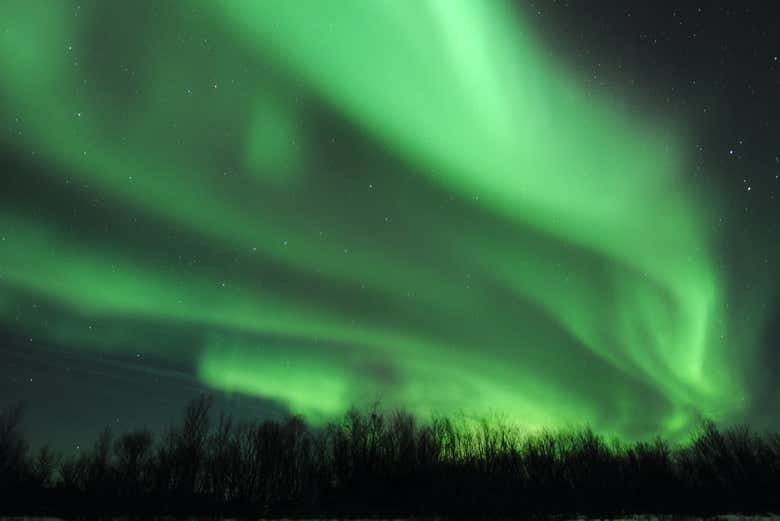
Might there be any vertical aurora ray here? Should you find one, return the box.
[0,0,766,437]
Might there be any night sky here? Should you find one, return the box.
[1,1,779,451]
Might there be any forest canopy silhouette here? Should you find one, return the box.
[2,395,780,516]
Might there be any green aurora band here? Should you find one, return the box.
[0,0,770,437]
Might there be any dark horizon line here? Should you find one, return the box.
[2,394,780,517]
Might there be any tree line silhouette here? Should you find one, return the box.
[2,395,779,516]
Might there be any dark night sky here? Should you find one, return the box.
[1,1,779,452]
[531,0,780,427]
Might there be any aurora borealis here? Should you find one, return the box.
[1,1,779,445]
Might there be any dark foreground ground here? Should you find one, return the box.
[2,396,780,517]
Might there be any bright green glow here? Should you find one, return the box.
[0,0,768,438]
[199,340,352,420]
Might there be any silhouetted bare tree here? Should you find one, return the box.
[114,429,153,497]
[30,445,59,488]
[0,404,28,488]
[3,397,780,516]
